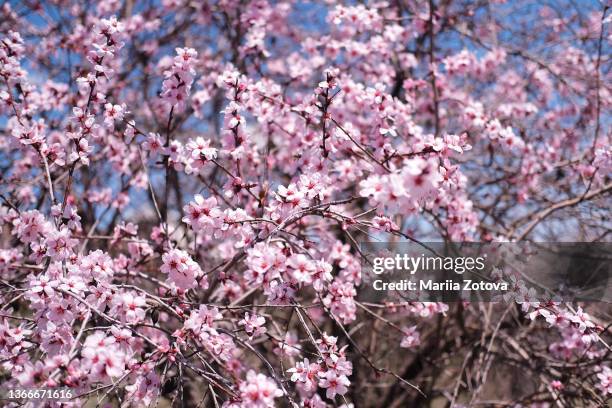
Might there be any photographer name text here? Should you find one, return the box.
[372,279,508,292]
[370,254,508,292]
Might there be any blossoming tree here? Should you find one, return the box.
[0,0,610,406]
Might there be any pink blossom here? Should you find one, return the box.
[238,370,283,407]
[239,312,267,339]
[160,47,197,110]
[161,249,204,291]
[597,366,612,395]
[287,358,319,392]
[318,370,350,399]
[400,326,421,348]
[182,194,223,235]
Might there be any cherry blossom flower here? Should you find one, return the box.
[237,370,283,407]
[318,370,350,399]
[400,326,421,348]
[161,47,198,110]
[161,249,204,291]
[287,358,320,392]
[597,366,612,395]
[182,194,223,235]
[239,312,267,339]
